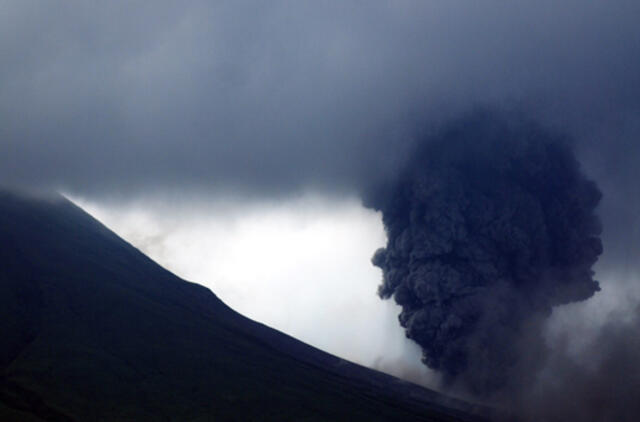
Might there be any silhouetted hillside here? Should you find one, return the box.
[0,190,491,421]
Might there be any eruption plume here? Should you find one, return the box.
[367,110,603,396]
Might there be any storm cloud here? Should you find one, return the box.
[1,1,639,199]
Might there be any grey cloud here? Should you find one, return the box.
[1,1,639,198]
[522,304,640,422]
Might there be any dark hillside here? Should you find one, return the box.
[0,191,491,421]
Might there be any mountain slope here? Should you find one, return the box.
[0,190,491,421]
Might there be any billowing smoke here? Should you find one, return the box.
[524,303,640,421]
[367,110,603,396]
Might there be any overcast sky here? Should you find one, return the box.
[2,1,639,199]
[4,1,640,413]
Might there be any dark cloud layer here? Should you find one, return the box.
[368,111,603,396]
[1,1,639,198]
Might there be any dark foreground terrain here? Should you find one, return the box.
[0,190,491,421]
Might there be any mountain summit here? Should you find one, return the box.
[0,191,489,421]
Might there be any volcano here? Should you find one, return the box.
[0,190,490,421]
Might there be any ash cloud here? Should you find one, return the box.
[367,110,603,397]
[367,109,640,421]
[524,304,640,422]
